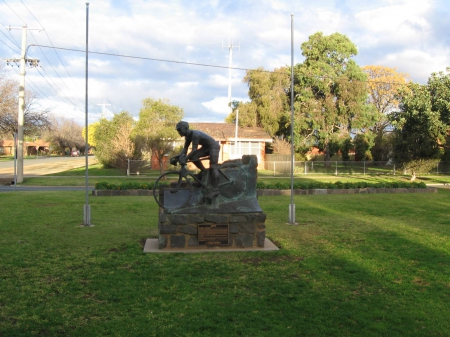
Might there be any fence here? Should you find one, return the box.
[127,159,152,175]
[263,161,450,176]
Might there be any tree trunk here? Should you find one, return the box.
[324,142,331,167]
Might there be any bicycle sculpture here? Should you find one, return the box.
[153,157,243,210]
[152,121,255,212]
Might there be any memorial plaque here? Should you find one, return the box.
[198,224,229,246]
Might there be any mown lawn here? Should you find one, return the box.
[20,165,450,187]
[0,190,449,336]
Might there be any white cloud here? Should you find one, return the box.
[175,81,199,88]
[201,96,230,114]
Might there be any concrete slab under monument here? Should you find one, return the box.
[143,238,279,253]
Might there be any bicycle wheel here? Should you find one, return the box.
[153,171,192,209]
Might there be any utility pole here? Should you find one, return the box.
[223,33,239,158]
[97,103,111,119]
[222,36,240,115]
[5,25,41,183]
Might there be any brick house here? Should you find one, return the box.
[0,139,50,156]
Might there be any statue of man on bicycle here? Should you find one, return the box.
[170,121,221,198]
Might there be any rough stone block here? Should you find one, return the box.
[205,214,228,223]
[240,223,256,234]
[158,236,167,249]
[230,224,239,234]
[179,225,197,235]
[160,225,177,234]
[230,215,247,223]
[256,231,265,247]
[169,214,189,226]
[235,234,254,248]
[188,237,198,247]
[189,215,205,223]
[170,235,186,248]
[257,223,266,229]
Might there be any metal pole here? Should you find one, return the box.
[289,14,296,224]
[16,26,27,184]
[13,133,17,191]
[235,109,239,158]
[84,3,91,226]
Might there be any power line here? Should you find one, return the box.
[2,0,27,25]
[28,31,86,107]
[19,0,94,107]
[36,66,83,111]
[0,37,20,54]
[28,44,409,87]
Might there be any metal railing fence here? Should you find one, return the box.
[263,161,450,176]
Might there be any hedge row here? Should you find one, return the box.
[95,180,427,191]
[256,181,427,190]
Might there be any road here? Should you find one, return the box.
[0,156,97,177]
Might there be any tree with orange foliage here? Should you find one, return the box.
[362,65,409,161]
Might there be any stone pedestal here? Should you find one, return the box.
[157,155,267,250]
[158,208,266,250]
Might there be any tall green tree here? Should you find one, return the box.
[94,111,135,169]
[391,82,446,180]
[427,68,450,161]
[225,67,290,137]
[362,65,410,161]
[134,98,183,174]
[294,32,375,162]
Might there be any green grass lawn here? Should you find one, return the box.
[1,190,449,336]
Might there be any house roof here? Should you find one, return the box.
[189,123,272,142]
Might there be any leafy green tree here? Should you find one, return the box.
[226,67,290,137]
[340,137,352,161]
[391,82,446,180]
[362,65,409,161]
[354,134,372,161]
[294,32,375,163]
[94,111,135,169]
[82,121,100,148]
[134,98,183,174]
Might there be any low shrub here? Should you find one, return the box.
[95,180,427,191]
[95,181,154,190]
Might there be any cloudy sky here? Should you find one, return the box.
[1,0,449,124]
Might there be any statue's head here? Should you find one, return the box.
[176,121,189,136]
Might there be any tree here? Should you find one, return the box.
[362,65,409,161]
[225,67,290,137]
[391,82,446,180]
[94,112,135,168]
[354,134,372,161]
[42,115,84,154]
[0,63,51,138]
[294,32,375,163]
[134,98,183,174]
[427,68,450,162]
[82,121,100,148]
